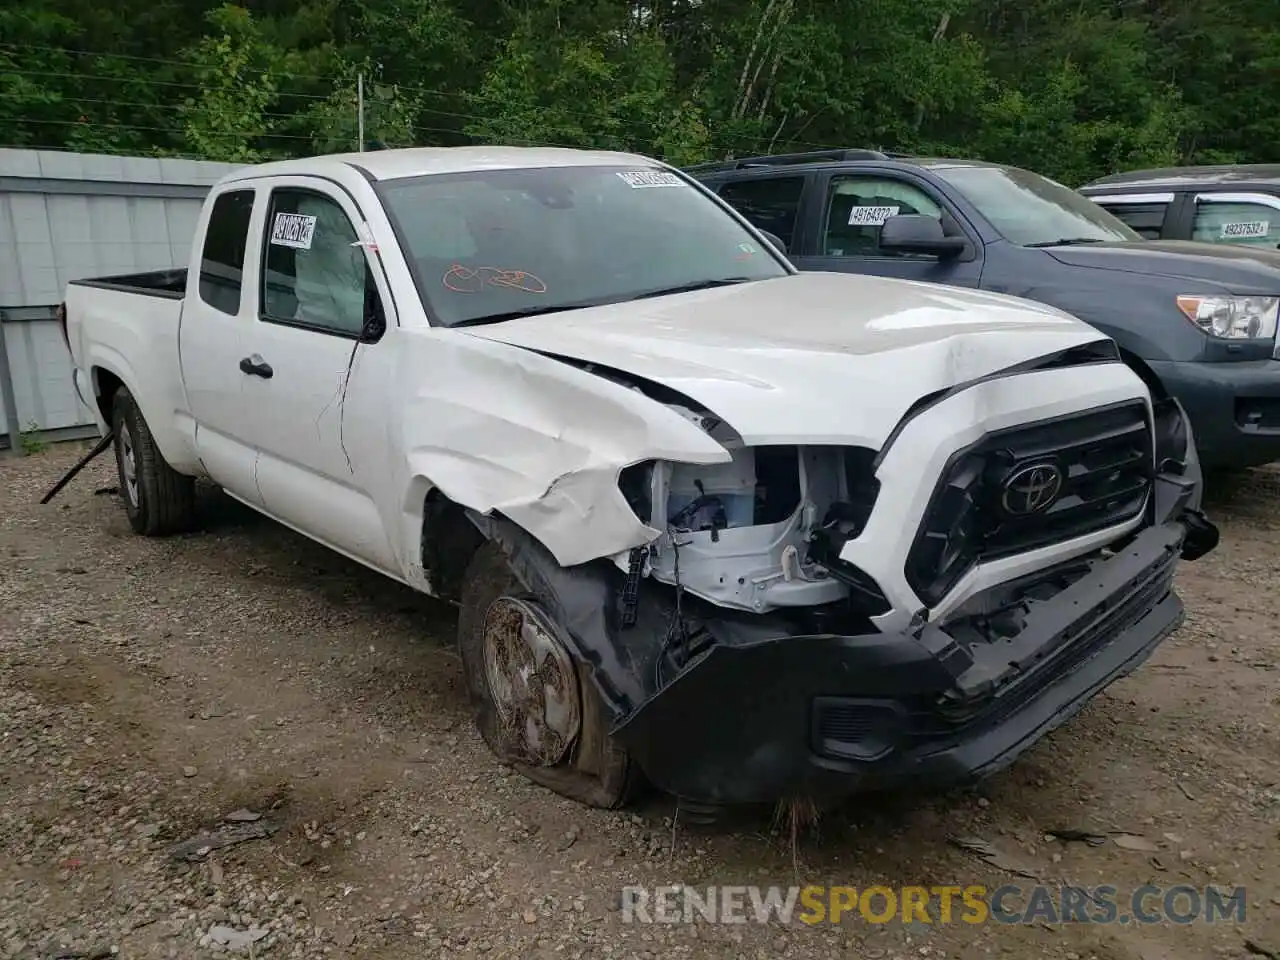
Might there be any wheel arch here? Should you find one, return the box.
[92,366,126,424]
[1118,347,1169,399]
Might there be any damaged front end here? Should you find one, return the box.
[470,391,1218,808]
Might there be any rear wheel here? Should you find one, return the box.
[457,541,642,808]
[111,386,196,536]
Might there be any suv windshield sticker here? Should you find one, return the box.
[1221,220,1270,240]
[270,212,317,249]
[848,205,900,226]
[617,170,684,189]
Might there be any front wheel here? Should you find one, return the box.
[457,541,642,808]
[111,386,196,536]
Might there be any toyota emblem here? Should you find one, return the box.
[1001,462,1064,517]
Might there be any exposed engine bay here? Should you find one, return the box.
[616,400,888,619]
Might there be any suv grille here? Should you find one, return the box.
[905,401,1153,607]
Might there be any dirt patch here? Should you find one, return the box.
[0,443,1277,960]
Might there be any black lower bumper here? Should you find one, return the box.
[611,518,1198,806]
[1151,358,1280,469]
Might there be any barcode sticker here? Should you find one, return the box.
[270,213,317,249]
[617,170,684,189]
[1220,220,1269,240]
[848,205,900,226]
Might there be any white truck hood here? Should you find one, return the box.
[459,272,1110,448]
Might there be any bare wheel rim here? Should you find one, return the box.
[117,423,139,508]
[480,596,581,767]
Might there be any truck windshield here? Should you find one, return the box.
[932,164,1142,247]
[375,164,790,327]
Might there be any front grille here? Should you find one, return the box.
[905,401,1153,607]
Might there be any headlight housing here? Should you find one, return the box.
[1175,294,1279,341]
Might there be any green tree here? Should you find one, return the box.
[177,4,280,162]
[463,17,710,163]
[302,62,423,153]
[1,0,1278,184]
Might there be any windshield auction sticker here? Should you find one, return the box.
[1220,220,1269,240]
[617,170,684,188]
[270,212,318,249]
[848,205,900,226]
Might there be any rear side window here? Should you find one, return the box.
[716,177,805,251]
[1096,200,1167,239]
[199,190,255,316]
[1192,199,1280,248]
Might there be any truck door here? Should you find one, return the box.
[236,176,399,572]
[790,170,984,287]
[178,186,266,506]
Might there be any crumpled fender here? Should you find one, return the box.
[389,333,730,568]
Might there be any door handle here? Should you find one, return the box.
[239,355,273,379]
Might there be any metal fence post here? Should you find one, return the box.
[0,311,25,456]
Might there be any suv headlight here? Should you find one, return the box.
[1176,294,1279,340]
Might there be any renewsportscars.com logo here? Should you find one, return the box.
[620,884,1246,926]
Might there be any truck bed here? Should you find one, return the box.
[63,273,189,460]
[69,268,188,300]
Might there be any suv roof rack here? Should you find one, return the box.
[685,147,909,173]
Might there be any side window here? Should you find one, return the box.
[199,190,255,316]
[1096,200,1166,239]
[1192,198,1280,249]
[823,176,944,257]
[715,177,805,251]
[261,189,369,336]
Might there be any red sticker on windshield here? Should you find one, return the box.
[442,264,547,294]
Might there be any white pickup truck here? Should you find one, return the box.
[62,146,1219,814]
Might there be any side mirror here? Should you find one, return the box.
[362,278,386,342]
[878,215,967,259]
[758,230,788,255]
[361,315,384,342]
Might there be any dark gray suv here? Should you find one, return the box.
[690,149,1280,470]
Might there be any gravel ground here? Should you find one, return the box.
[1,442,1278,960]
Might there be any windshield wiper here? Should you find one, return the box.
[448,278,755,328]
[1023,237,1108,248]
[624,277,756,301]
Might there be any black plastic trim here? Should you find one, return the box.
[67,270,187,301]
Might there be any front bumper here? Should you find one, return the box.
[1151,358,1280,469]
[612,473,1217,806]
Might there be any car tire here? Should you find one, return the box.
[458,541,643,809]
[111,386,196,536]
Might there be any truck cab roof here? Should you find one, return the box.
[217,146,661,187]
